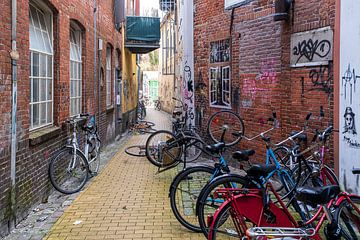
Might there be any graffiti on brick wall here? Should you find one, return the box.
[309,64,333,94]
[342,64,359,105]
[290,27,333,67]
[241,60,278,108]
[256,59,277,83]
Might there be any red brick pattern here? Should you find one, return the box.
[194,0,335,161]
[0,0,127,236]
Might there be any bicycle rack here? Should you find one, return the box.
[246,227,316,239]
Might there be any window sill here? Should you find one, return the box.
[106,106,115,113]
[29,126,61,146]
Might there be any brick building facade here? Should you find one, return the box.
[193,0,335,161]
[0,0,139,236]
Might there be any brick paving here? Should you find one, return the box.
[44,109,204,240]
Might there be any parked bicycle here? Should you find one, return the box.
[245,170,360,239]
[154,98,161,111]
[49,114,101,194]
[137,99,146,120]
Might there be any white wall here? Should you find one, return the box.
[339,0,360,194]
[178,0,195,127]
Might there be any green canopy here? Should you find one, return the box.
[126,16,160,42]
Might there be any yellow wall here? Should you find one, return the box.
[122,28,138,113]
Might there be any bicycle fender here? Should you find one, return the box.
[168,165,215,197]
[209,194,295,239]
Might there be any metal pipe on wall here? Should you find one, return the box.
[93,0,98,123]
[10,0,19,230]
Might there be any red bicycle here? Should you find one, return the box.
[207,166,360,239]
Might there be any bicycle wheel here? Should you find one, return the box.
[334,195,360,239]
[197,174,248,238]
[125,145,146,157]
[49,146,89,194]
[207,110,245,147]
[169,166,216,232]
[145,130,182,167]
[181,130,204,163]
[88,135,101,174]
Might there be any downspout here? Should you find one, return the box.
[93,0,98,123]
[136,55,141,113]
[10,0,19,230]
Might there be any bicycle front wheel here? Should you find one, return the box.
[334,195,360,239]
[197,174,248,238]
[207,110,245,147]
[169,166,216,232]
[49,147,89,194]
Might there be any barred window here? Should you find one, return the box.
[29,3,53,129]
[69,26,82,116]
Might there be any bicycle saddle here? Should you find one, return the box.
[296,185,340,206]
[247,164,276,178]
[232,150,255,162]
[205,142,225,154]
[290,131,307,142]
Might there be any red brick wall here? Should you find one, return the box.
[194,0,335,163]
[0,0,126,236]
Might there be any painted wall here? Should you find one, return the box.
[121,28,138,114]
[339,0,360,194]
[178,0,195,127]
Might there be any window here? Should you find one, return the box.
[209,39,231,108]
[29,3,53,129]
[106,46,112,107]
[161,16,174,75]
[70,26,82,116]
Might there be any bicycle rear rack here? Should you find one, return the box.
[246,227,316,239]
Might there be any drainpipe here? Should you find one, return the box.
[136,55,141,116]
[93,0,98,122]
[9,0,19,230]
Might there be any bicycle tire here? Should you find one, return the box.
[180,130,204,163]
[169,166,216,232]
[138,120,155,127]
[88,134,101,174]
[197,174,248,238]
[125,145,146,157]
[145,130,182,167]
[207,110,245,147]
[333,195,360,239]
[49,146,89,194]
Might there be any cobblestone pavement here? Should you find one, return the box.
[43,109,205,240]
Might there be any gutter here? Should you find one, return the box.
[10,0,19,230]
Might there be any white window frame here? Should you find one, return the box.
[106,46,112,107]
[209,66,231,108]
[222,66,231,106]
[69,25,82,116]
[29,2,54,130]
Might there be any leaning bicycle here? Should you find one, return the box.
[49,114,101,194]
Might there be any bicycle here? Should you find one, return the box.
[196,113,339,237]
[137,99,146,120]
[245,170,360,239]
[169,112,291,233]
[49,114,101,194]
[154,99,161,111]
